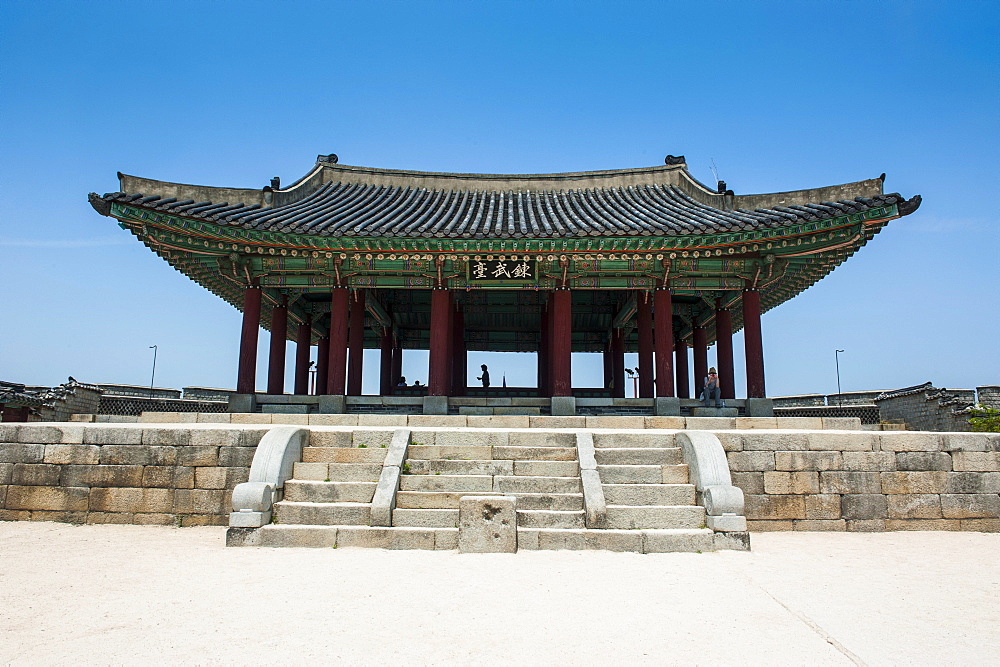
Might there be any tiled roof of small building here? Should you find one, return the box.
[90,160,920,239]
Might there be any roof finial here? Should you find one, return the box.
[270,176,280,189]
[664,155,685,166]
[318,153,339,164]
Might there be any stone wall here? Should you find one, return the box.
[721,430,1000,531]
[978,386,1000,410]
[876,385,976,432]
[3,421,997,532]
[0,424,264,525]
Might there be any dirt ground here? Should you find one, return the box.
[1,522,998,664]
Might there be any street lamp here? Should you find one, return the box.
[835,349,844,407]
[149,345,158,399]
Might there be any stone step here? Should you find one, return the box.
[516,509,586,529]
[244,525,726,552]
[284,480,377,503]
[594,447,682,465]
[597,464,689,484]
[514,493,585,511]
[400,474,495,493]
[395,491,583,510]
[507,432,577,448]
[603,505,706,530]
[593,433,675,449]
[397,474,583,494]
[408,445,493,460]
[492,447,578,461]
[403,459,579,477]
[602,483,696,506]
[513,460,579,477]
[407,446,577,461]
[273,501,371,526]
[407,460,513,476]
[396,491,504,509]
[494,475,582,494]
[302,447,388,464]
[517,528,714,552]
[392,508,459,528]
[253,524,458,550]
[293,462,383,481]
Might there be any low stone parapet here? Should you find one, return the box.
[723,430,1000,531]
[0,423,266,526]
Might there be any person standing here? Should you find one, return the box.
[477,364,490,388]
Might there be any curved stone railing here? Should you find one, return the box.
[575,432,607,528]
[229,427,308,528]
[371,429,411,526]
[675,431,747,533]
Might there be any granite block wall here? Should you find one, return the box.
[978,386,1000,410]
[721,430,1000,531]
[0,424,265,526]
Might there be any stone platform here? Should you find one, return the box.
[2,421,996,545]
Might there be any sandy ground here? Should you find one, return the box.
[1,523,998,665]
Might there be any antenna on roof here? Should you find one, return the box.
[709,159,720,184]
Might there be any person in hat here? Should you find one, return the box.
[702,367,723,408]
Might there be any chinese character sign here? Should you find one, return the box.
[468,259,537,283]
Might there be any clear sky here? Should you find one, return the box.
[1,0,997,398]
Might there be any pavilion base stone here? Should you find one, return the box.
[550,396,577,416]
[422,396,449,415]
[458,495,517,553]
[318,395,346,414]
[262,405,309,414]
[745,398,774,417]
[228,394,255,413]
[692,407,739,417]
[655,397,681,416]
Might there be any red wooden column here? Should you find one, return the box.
[675,340,690,398]
[236,285,262,394]
[326,288,350,395]
[551,290,572,396]
[692,325,708,395]
[538,301,550,397]
[379,325,393,395]
[636,294,654,398]
[294,314,312,395]
[602,342,613,390]
[346,291,366,396]
[715,298,735,400]
[742,287,766,398]
[267,298,288,395]
[653,290,674,397]
[391,342,402,389]
[428,289,453,396]
[316,336,329,395]
[451,308,466,395]
[611,328,625,398]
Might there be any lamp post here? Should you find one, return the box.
[149,345,158,399]
[835,349,844,407]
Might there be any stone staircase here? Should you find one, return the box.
[249,428,732,552]
[594,432,704,530]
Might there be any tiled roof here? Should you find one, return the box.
[91,163,918,239]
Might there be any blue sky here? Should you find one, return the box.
[1,0,997,397]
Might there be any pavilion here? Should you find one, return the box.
[88,155,920,416]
